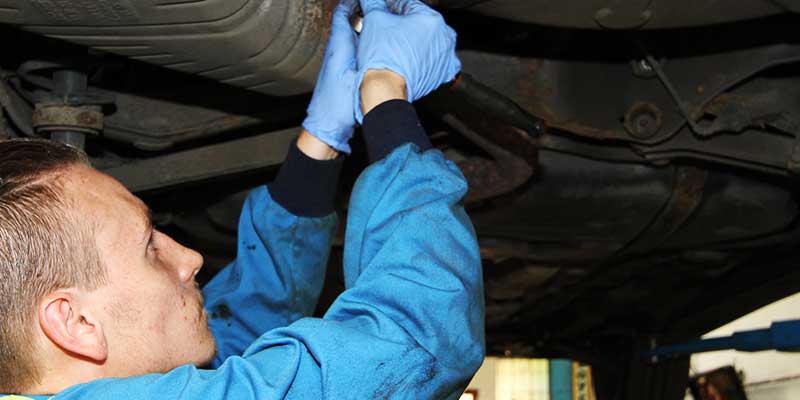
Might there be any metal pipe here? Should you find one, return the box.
[49,69,89,149]
[451,73,545,135]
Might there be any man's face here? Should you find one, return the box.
[64,165,216,375]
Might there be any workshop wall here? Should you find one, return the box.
[462,357,593,400]
[690,292,800,400]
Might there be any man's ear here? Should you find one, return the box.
[39,291,108,363]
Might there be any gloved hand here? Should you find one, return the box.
[354,0,461,122]
[302,0,358,154]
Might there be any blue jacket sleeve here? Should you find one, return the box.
[51,144,484,400]
[298,143,486,398]
[202,187,338,366]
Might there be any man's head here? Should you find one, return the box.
[0,139,216,394]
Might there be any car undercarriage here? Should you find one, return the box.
[2,1,800,398]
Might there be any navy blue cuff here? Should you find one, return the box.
[268,139,343,217]
[361,99,432,163]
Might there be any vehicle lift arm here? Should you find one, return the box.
[647,320,800,357]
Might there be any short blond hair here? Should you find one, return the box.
[0,139,106,393]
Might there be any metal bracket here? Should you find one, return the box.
[643,55,721,138]
[104,128,298,193]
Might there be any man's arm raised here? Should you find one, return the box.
[201,0,358,362]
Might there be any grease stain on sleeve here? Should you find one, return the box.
[371,345,439,399]
[210,302,233,321]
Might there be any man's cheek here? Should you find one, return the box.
[140,286,182,335]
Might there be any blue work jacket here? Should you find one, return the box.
[19,144,485,399]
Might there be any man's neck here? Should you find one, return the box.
[25,348,106,396]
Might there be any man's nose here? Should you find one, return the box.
[176,245,204,284]
[162,233,204,283]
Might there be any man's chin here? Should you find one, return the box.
[195,329,218,368]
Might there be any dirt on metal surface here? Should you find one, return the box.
[464,54,624,141]
[444,113,535,203]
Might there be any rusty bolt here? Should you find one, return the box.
[624,102,663,139]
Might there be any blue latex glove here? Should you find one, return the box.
[302,0,358,153]
[354,0,461,122]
